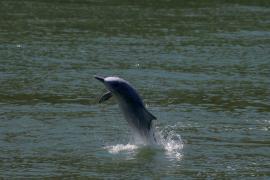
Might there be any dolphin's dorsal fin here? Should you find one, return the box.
[143,108,157,121]
[99,91,113,103]
[141,108,157,130]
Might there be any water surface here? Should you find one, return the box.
[0,0,270,179]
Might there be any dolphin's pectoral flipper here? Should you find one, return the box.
[99,91,113,103]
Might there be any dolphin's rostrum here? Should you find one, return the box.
[95,75,156,144]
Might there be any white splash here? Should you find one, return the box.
[105,143,138,154]
[155,127,184,160]
[104,126,184,160]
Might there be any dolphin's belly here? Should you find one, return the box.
[120,104,140,127]
[116,96,156,144]
[118,102,152,137]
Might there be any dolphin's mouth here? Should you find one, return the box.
[94,75,105,83]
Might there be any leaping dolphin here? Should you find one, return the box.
[94,75,157,144]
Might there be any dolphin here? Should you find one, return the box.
[94,75,157,144]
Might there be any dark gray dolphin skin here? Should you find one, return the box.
[94,75,157,144]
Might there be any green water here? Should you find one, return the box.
[0,0,270,179]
